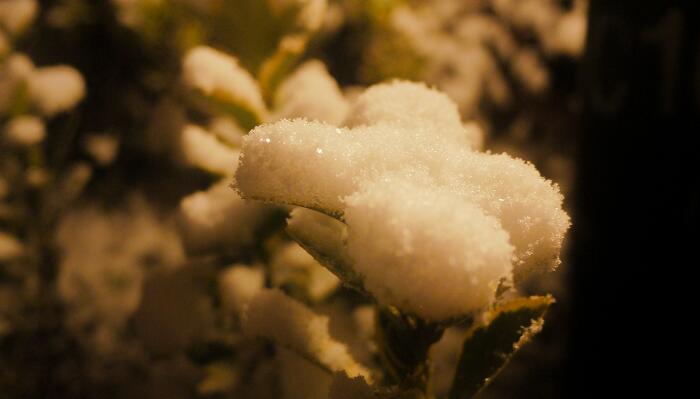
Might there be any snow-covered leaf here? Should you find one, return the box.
[285,207,365,294]
[258,34,307,104]
[182,46,267,129]
[448,295,553,399]
[242,288,372,381]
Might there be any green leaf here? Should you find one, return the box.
[188,90,264,132]
[209,93,264,131]
[258,34,307,104]
[6,81,30,117]
[448,295,554,399]
[210,0,292,72]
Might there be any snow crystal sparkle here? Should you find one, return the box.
[235,80,570,320]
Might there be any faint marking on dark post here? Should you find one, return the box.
[570,1,699,396]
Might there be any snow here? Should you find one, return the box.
[345,176,513,319]
[235,80,569,319]
[3,115,45,146]
[218,264,265,315]
[0,232,24,262]
[274,60,349,125]
[182,46,267,118]
[181,124,240,176]
[178,179,273,254]
[0,0,38,35]
[242,288,371,379]
[28,65,86,116]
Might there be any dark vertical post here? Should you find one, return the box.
[569,1,698,395]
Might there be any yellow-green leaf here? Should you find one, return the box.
[258,34,308,104]
[448,295,554,399]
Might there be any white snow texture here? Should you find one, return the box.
[235,80,569,320]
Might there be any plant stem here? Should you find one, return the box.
[376,306,444,398]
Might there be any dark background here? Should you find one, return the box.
[568,1,698,396]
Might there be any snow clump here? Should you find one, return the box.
[235,80,569,320]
